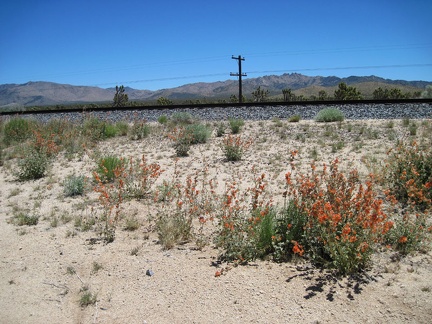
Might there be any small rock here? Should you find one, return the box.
[146,269,154,277]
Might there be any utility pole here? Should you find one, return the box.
[230,55,247,103]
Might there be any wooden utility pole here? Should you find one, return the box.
[230,55,247,103]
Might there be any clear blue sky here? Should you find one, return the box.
[1,0,431,90]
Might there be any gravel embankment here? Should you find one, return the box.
[5,103,432,124]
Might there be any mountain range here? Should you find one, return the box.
[1,73,431,108]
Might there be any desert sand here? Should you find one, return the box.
[1,118,431,323]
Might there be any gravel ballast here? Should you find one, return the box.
[5,103,432,124]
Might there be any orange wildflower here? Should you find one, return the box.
[398,236,408,244]
[292,241,304,256]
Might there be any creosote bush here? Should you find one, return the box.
[315,108,345,122]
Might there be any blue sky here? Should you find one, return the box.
[1,0,431,90]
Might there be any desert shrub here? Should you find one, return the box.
[155,180,176,202]
[185,123,212,144]
[215,172,274,262]
[124,216,140,231]
[255,208,277,258]
[168,127,193,157]
[82,116,106,141]
[384,213,430,255]
[95,155,124,183]
[170,112,194,125]
[228,118,245,134]
[156,212,193,250]
[103,123,118,138]
[63,174,86,197]
[315,108,345,122]
[384,141,432,212]
[12,212,39,226]
[28,129,60,157]
[3,117,33,145]
[288,115,301,122]
[79,289,97,307]
[221,134,252,161]
[115,121,129,136]
[382,141,432,254]
[43,118,72,145]
[215,122,226,137]
[284,159,392,274]
[402,118,410,127]
[16,150,49,180]
[157,115,168,124]
[272,200,308,262]
[123,155,164,199]
[129,120,150,140]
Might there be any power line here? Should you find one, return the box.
[246,63,432,75]
[11,43,431,83]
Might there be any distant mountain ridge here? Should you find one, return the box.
[1,73,431,107]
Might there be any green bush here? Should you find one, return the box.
[384,141,432,212]
[82,117,106,141]
[129,121,150,140]
[95,155,124,183]
[157,115,168,124]
[16,151,49,181]
[3,118,33,145]
[315,108,345,122]
[384,213,430,255]
[13,212,39,226]
[63,174,86,197]
[215,122,226,137]
[103,123,118,138]
[115,121,129,136]
[185,123,212,144]
[272,200,308,262]
[221,135,252,161]
[228,118,245,134]
[173,135,192,157]
[171,112,194,125]
[288,115,301,123]
[79,290,97,307]
[156,212,193,250]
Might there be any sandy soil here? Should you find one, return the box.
[1,118,431,323]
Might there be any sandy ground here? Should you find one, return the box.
[1,118,431,323]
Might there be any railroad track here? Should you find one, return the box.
[1,99,431,123]
[1,98,431,116]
